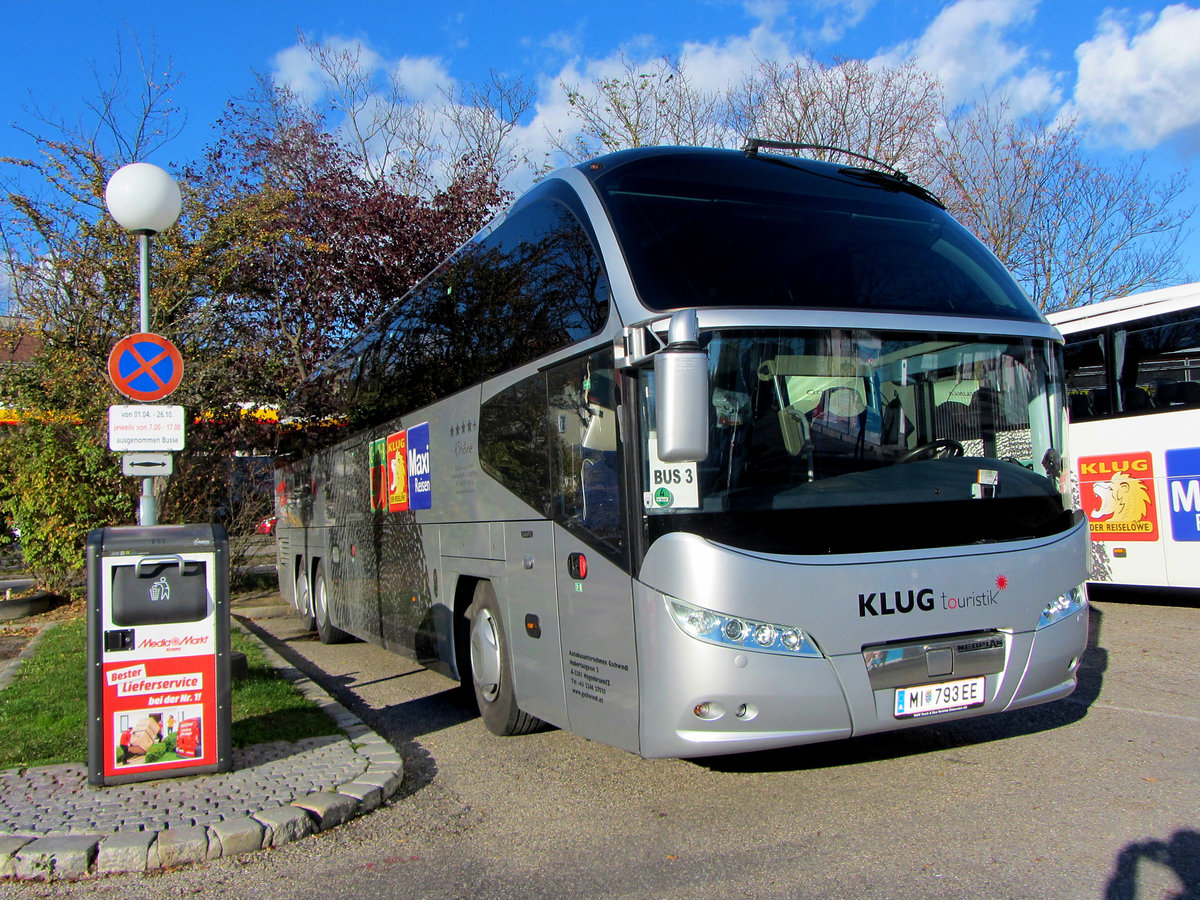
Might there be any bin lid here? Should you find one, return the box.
[93,524,226,555]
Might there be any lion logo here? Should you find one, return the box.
[1090,471,1152,523]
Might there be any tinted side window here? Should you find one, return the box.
[1117,310,1200,415]
[1062,328,1108,421]
[465,193,610,357]
[479,348,627,566]
[291,186,610,434]
[479,372,551,516]
[1063,310,1200,421]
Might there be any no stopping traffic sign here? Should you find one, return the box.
[107,333,184,402]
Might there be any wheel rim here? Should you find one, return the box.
[315,576,328,624]
[296,576,311,618]
[470,609,502,703]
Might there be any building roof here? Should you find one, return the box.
[0,317,40,365]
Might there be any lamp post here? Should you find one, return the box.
[104,163,182,526]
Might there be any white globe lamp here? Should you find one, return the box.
[105,162,181,234]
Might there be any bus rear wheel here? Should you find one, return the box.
[314,563,350,644]
[468,581,543,736]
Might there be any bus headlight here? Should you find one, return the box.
[1037,585,1087,630]
[667,597,822,657]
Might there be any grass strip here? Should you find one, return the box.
[0,614,340,769]
[229,626,342,747]
[0,617,88,768]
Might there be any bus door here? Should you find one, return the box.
[500,520,567,727]
[546,350,640,753]
[555,530,639,753]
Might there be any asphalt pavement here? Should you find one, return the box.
[0,594,1195,898]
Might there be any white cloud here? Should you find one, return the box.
[392,56,455,104]
[272,36,387,105]
[679,15,793,93]
[1070,4,1200,150]
[514,2,796,168]
[272,43,326,104]
[873,0,1058,111]
[540,29,582,58]
[804,0,880,43]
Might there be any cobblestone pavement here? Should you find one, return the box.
[0,603,405,882]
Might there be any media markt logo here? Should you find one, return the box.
[654,487,673,507]
[149,576,170,603]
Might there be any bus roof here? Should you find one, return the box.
[1047,282,1200,333]
[573,146,1043,324]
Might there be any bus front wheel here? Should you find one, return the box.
[468,581,542,736]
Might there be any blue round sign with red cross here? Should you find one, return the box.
[107,333,184,402]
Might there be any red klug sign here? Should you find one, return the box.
[1078,451,1159,542]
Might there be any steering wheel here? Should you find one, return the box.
[899,438,965,463]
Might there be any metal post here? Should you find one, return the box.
[137,232,156,526]
[138,233,151,334]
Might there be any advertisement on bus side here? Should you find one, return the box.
[1078,451,1158,541]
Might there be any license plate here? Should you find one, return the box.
[894,676,986,718]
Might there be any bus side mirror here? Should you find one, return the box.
[654,310,709,462]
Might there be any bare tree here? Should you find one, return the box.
[292,33,439,194]
[931,94,1194,310]
[440,71,539,183]
[553,54,730,162]
[288,35,538,196]
[729,55,942,175]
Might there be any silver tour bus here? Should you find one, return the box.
[274,143,1090,758]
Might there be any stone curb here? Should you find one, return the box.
[0,615,404,882]
[0,589,52,622]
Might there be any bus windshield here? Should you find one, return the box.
[639,328,1072,555]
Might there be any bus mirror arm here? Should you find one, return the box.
[654,309,710,463]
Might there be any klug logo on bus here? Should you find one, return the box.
[857,576,1007,617]
[375,423,432,513]
[1078,451,1158,541]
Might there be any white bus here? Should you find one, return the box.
[1050,282,1200,592]
[274,144,1089,758]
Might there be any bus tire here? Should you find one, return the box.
[294,571,316,633]
[314,562,350,644]
[468,581,543,736]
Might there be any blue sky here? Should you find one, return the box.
[3,0,1199,278]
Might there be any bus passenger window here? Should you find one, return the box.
[479,373,553,517]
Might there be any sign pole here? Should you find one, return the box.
[137,233,155,525]
[138,234,151,334]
